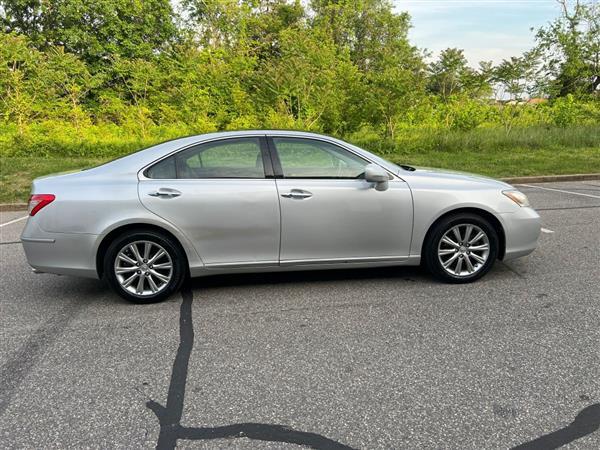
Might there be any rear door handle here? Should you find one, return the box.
[148,188,181,198]
[281,189,313,199]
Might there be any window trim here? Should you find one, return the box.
[141,136,273,180]
[267,136,372,180]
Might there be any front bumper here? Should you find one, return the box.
[500,207,541,261]
[21,219,100,279]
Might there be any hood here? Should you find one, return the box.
[401,166,513,189]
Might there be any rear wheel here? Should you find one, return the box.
[424,213,499,283]
[104,230,186,303]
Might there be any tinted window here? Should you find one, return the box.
[273,138,367,179]
[146,156,176,179]
[146,138,265,179]
[177,138,264,179]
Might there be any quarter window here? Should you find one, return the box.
[146,157,176,179]
[272,138,368,179]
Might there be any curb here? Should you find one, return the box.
[501,173,600,184]
[1,173,599,212]
[0,203,28,212]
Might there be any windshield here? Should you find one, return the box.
[344,142,405,174]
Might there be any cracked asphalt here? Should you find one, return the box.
[1,181,599,449]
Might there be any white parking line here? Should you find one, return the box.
[541,228,554,234]
[0,215,28,228]
[519,184,600,199]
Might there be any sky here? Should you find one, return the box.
[394,0,562,67]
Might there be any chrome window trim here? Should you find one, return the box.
[138,133,400,182]
[138,134,269,181]
[269,134,399,181]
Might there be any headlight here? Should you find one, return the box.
[503,190,530,207]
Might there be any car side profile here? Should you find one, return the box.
[21,131,541,303]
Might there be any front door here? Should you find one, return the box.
[270,137,413,264]
[139,136,280,267]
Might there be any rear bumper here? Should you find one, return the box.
[21,219,99,279]
[500,207,541,261]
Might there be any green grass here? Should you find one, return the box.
[389,146,600,178]
[0,157,107,203]
[1,124,599,203]
[3,143,599,203]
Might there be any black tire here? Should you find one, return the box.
[423,213,499,284]
[103,229,186,303]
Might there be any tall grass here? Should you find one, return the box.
[1,122,599,203]
[350,126,600,157]
[2,122,599,159]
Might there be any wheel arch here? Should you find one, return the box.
[421,207,506,261]
[96,223,190,279]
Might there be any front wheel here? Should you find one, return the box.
[104,230,186,303]
[423,213,499,283]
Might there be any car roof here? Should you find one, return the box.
[92,130,399,176]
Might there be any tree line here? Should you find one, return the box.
[0,0,598,156]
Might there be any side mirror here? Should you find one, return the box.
[364,164,390,191]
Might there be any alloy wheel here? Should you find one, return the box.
[114,240,173,297]
[437,224,490,277]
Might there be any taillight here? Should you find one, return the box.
[28,194,55,216]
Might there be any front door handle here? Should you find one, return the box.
[281,189,313,199]
[148,188,181,198]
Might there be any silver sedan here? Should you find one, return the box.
[21,131,541,303]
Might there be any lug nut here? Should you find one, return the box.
[137,270,141,274]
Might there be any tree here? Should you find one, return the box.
[1,0,177,68]
[181,0,305,59]
[493,54,540,101]
[0,33,41,133]
[428,48,492,100]
[257,26,356,132]
[311,0,427,138]
[311,0,415,71]
[492,54,541,134]
[43,48,98,129]
[362,39,426,140]
[108,56,168,137]
[534,0,600,97]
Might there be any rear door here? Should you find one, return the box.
[269,136,413,264]
[139,136,280,267]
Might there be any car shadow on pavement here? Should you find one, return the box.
[146,286,600,450]
[146,286,356,449]
[190,265,425,290]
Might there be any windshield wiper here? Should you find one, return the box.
[399,164,416,172]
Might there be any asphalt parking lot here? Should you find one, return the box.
[1,181,599,449]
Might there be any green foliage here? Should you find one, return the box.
[0,33,41,132]
[428,48,493,100]
[0,0,598,201]
[1,0,598,137]
[1,0,177,67]
[534,0,600,97]
[492,54,541,100]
